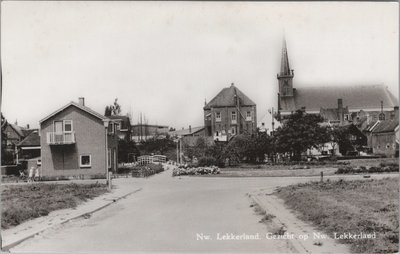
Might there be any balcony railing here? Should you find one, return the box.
[47,132,76,145]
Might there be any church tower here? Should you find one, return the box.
[277,38,294,98]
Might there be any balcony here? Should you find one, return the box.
[47,132,76,145]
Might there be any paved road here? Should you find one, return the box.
[10,170,396,253]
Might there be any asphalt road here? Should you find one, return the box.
[10,169,396,253]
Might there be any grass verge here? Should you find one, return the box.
[275,177,399,253]
[1,182,108,229]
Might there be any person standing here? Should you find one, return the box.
[34,166,40,182]
[28,166,34,183]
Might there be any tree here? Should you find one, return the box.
[273,110,329,161]
[1,113,8,165]
[104,98,121,116]
[118,139,140,163]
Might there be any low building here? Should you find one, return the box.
[168,126,205,139]
[366,119,399,157]
[131,124,169,142]
[17,130,41,161]
[39,97,119,179]
[204,83,257,141]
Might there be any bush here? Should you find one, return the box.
[198,156,217,167]
[335,165,399,174]
[172,165,220,176]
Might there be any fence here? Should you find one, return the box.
[137,155,167,165]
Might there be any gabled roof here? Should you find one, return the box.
[40,101,108,123]
[204,84,256,110]
[281,85,398,112]
[320,107,350,121]
[17,130,40,147]
[371,119,399,133]
[9,124,26,137]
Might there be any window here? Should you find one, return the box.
[116,123,121,131]
[108,149,111,168]
[231,127,236,135]
[246,111,252,121]
[378,113,385,121]
[80,155,91,168]
[63,120,73,142]
[108,123,114,134]
[64,120,73,132]
[231,111,237,123]
[215,112,221,122]
[344,114,351,121]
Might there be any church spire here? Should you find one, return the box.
[279,37,292,77]
[277,37,294,98]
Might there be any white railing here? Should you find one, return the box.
[137,155,167,165]
[47,132,76,145]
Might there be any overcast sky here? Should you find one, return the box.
[2,1,398,130]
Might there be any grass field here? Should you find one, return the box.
[213,158,398,177]
[1,182,108,229]
[275,177,399,253]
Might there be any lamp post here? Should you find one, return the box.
[103,120,110,186]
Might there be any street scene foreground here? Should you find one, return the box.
[7,167,397,253]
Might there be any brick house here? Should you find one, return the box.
[204,83,257,141]
[39,98,118,179]
[276,39,398,123]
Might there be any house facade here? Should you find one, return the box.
[39,98,118,179]
[108,115,132,141]
[365,119,399,157]
[204,83,257,141]
[276,39,398,123]
[2,122,34,164]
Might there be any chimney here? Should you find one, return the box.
[394,106,399,120]
[337,98,343,110]
[189,125,192,133]
[78,97,85,106]
[26,124,30,129]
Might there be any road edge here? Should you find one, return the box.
[1,188,142,252]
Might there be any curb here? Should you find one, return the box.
[1,188,142,252]
[249,194,310,253]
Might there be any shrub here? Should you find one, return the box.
[198,156,217,167]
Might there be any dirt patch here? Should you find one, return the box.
[275,177,399,253]
[1,182,108,229]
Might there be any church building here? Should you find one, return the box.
[277,39,398,124]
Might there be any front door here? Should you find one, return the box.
[54,121,63,143]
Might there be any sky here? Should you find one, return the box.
[2,1,398,130]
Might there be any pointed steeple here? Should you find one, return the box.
[277,36,294,98]
[279,37,292,77]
